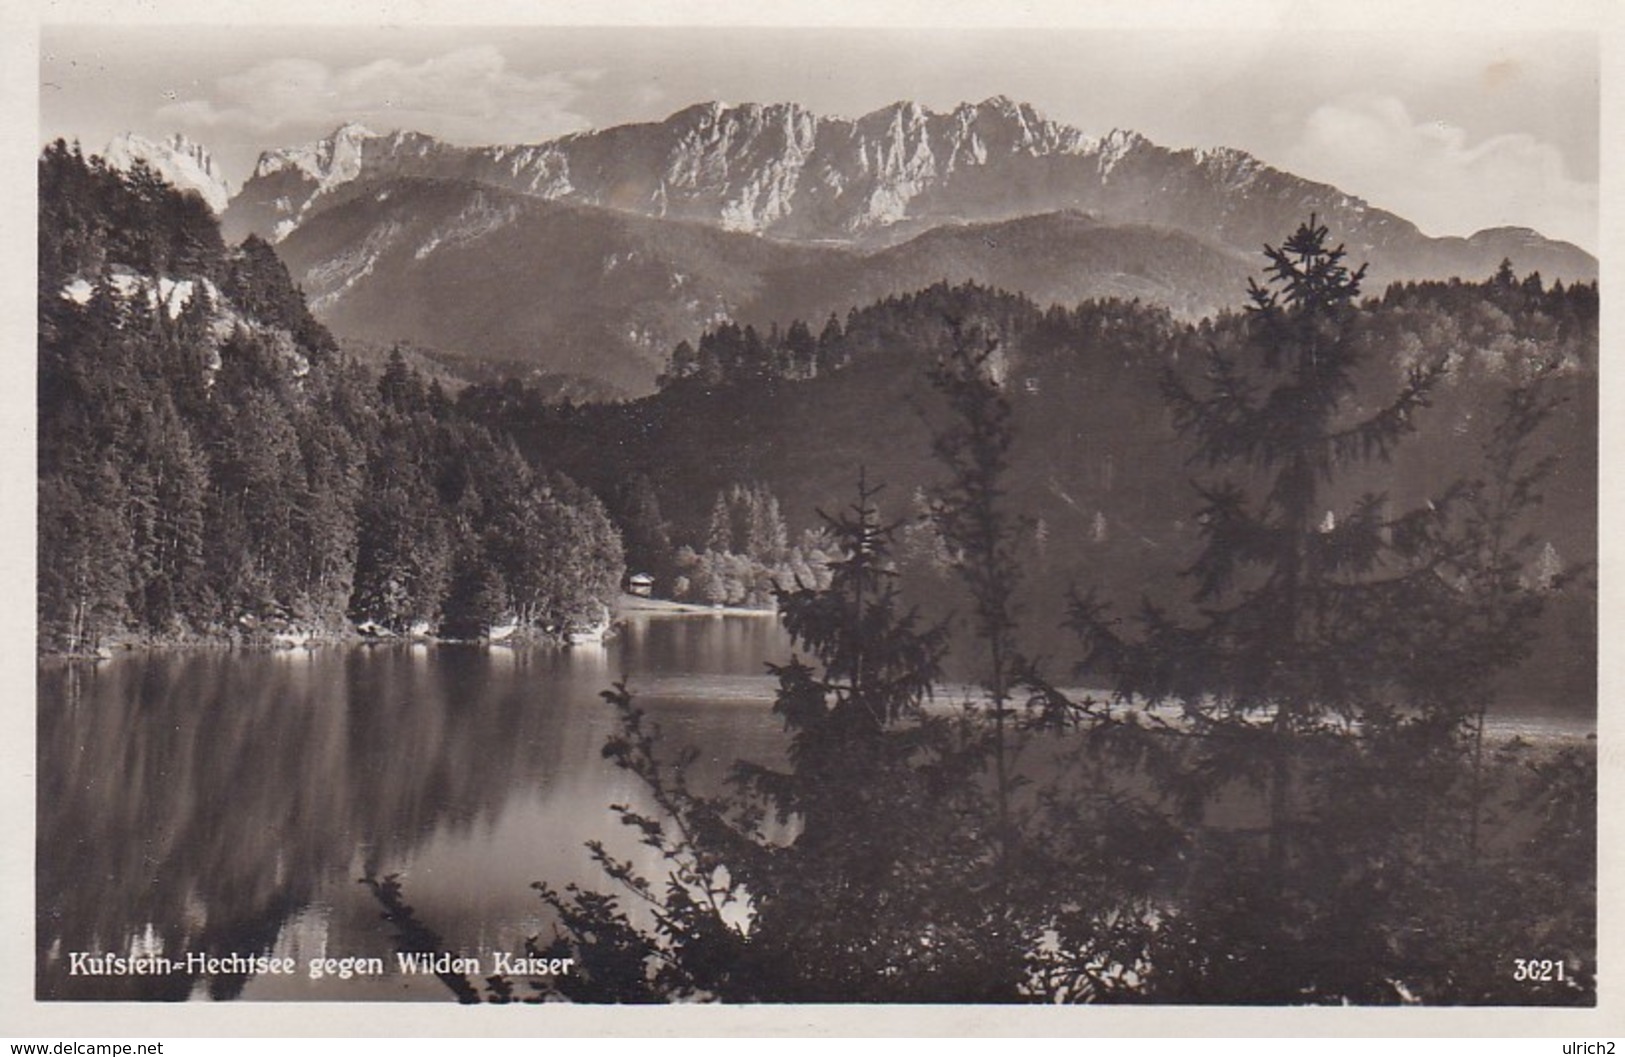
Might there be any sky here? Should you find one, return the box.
[33,3,1607,253]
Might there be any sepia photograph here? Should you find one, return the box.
[11,0,1616,1037]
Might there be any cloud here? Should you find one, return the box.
[157,46,595,145]
[1282,94,1596,252]
[631,81,670,111]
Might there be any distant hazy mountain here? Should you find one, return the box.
[771,211,1258,325]
[271,179,843,392]
[271,177,1267,390]
[104,132,233,214]
[225,98,1595,282]
[227,98,1595,392]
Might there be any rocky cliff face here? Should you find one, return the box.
[233,99,1091,242]
[104,132,233,214]
[215,99,1213,243]
[223,97,1596,287]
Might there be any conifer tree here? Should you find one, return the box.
[704,491,734,555]
[521,475,1046,1000]
[1071,216,1472,1000]
[784,319,816,379]
[615,473,673,580]
[816,312,845,375]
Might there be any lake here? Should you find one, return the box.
[36,614,797,1001]
[34,612,1595,1001]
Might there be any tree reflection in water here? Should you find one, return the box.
[36,616,789,1000]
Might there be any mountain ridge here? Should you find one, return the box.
[270,175,1268,391]
[220,98,1596,281]
[191,98,1598,394]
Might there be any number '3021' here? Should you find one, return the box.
[1512,958,1566,981]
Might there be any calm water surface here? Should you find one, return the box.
[37,614,793,1001]
[35,613,1593,1001]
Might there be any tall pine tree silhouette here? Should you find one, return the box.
[1074,216,1470,999]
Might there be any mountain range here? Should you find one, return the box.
[106,99,1598,394]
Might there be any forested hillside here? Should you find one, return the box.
[467,271,1596,708]
[37,142,623,653]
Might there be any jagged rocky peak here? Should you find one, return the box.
[230,98,1120,242]
[970,94,1051,136]
[223,98,1596,283]
[253,121,383,187]
[378,128,444,156]
[153,132,218,173]
[678,100,815,133]
[881,98,929,123]
[1188,142,1265,180]
[1097,127,1148,156]
[103,131,233,213]
[858,96,1090,158]
[852,98,938,133]
[670,99,733,123]
[663,100,821,157]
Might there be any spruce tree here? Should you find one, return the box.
[1072,217,1470,1000]
[520,477,1014,1000]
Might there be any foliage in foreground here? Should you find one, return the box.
[368,220,1594,1004]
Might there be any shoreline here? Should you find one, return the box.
[615,594,779,618]
[36,644,1595,747]
[37,594,780,664]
